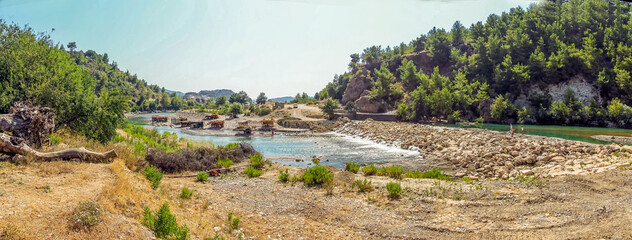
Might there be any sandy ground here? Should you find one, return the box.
[1,159,632,239]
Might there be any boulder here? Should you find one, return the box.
[354,95,388,113]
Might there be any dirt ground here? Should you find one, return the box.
[1,159,631,239]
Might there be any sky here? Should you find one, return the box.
[0,0,540,98]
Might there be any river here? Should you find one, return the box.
[127,113,421,169]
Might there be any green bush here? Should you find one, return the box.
[362,165,378,176]
[180,187,192,199]
[386,182,402,200]
[49,135,61,145]
[259,106,272,116]
[311,158,320,165]
[68,200,102,231]
[143,202,190,240]
[245,166,262,178]
[405,168,452,181]
[381,166,403,179]
[344,162,360,173]
[302,165,333,186]
[144,164,164,189]
[249,153,265,169]
[196,171,209,183]
[227,212,239,232]
[355,179,373,193]
[217,157,233,168]
[225,143,239,149]
[278,169,289,182]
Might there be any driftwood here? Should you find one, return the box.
[0,102,55,148]
[0,133,117,162]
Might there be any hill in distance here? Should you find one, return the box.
[183,89,235,100]
[269,96,294,103]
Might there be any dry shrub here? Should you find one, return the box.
[68,200,103,231]
[0,223,30,240]
[146,143,257,173]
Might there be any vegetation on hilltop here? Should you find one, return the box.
[321,0,632,128]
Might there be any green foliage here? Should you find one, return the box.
[229,91,250,104]
[228,103,243,115]
[196,171,209,183]
[354,179,373,193]
[227,212,240,232]
[311,158,320,165]
[379,166,404,179]
[217,157,233,168]
[144,164,164,189]
[405,169,452,181]
[180,187,193,199]
[249,153,265,169]
[386,182,402,200]
[490,95,515,120]
[225,143,239,149]
[320,98,339,119]
[344,162,360,173]
[143,202,190,240]
[49,135,61,145]
[256,92,267,104]
[244,166,262,178]
[301,165,333,186]
[278,169,289,182]
[122,124,180,153]
[68,200,102,231]
[258,105,272,116]
[396,103,412,121]
[362,165,378,176]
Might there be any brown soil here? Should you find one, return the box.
[2,160,632,239]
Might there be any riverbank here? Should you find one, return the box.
[337,119,632,179]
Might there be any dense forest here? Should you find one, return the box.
[320,0,632,128]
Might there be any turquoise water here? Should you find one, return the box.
[446,123,632,144]
[127,113,421,169]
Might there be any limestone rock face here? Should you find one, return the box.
[341,68,371,105]
[354,95,387,113]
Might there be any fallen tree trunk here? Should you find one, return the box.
[0,101,55,148]
[0,133,117,162]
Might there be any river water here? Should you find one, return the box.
[127,113,421,169]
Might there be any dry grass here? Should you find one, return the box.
[0,223,31,240]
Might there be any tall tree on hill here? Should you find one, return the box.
[256,92,267,104]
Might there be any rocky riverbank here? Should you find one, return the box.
[337,119,632,179]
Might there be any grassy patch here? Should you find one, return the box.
[386,182,402,200]
[68,200,102,231]
[354,179,373,193]
[244,166,262,178]
[405,168,452,181]
[362,165,378,176]
[180,187,193,199]
[144,164,164,189]
[143,202,190,240]
[278,169,289,182]
[196,171,209,183]
[217,157,233,168]
[379,166,404,179]
[344,162,360,173]
[249,153,265,170]
[227,212,240,233]
[302,165,333,186]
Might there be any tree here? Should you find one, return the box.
[67,42,77,51]
[320,98,339,120]
[349,53,360,70]
[215,95,227,106]
[490,95,515,120]
[229,91,250,104]
[256,92,267,104]
[228,103,243,115]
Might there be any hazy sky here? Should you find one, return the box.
[0,0,540,98]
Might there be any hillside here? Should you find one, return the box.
[183,89,235,100]
[320,0,632,128]
[269,96,294,103]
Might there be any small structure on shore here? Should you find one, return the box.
[274,102,285,109]
[152,115,168,123]
[204,114,219,120]
[235,120,254,134]
[261,118,275,129]
[190,121,203,128]
[171,117,187,124]
[208,120,224,129]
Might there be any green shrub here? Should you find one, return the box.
[144,164,164,189]
[227,212,240,232]
[49,135,61,145]
[249,153,265,169]
[180,187,192,199]
[278,169,289,182]
[225,143,239,149]
[362,165,378,176]
[386,182,402,200]
[143,202,190,240]
[217,157,233,168]
[381,166,404,179]
[68,200,102,231]
[344,162,360,173]
[405,168,452,181]
[259,106,272,116]
[196,171,209,183]
[311,158,320,165]
[302,165,333,186]
[355,179,373,193]
[244,166,262,178]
